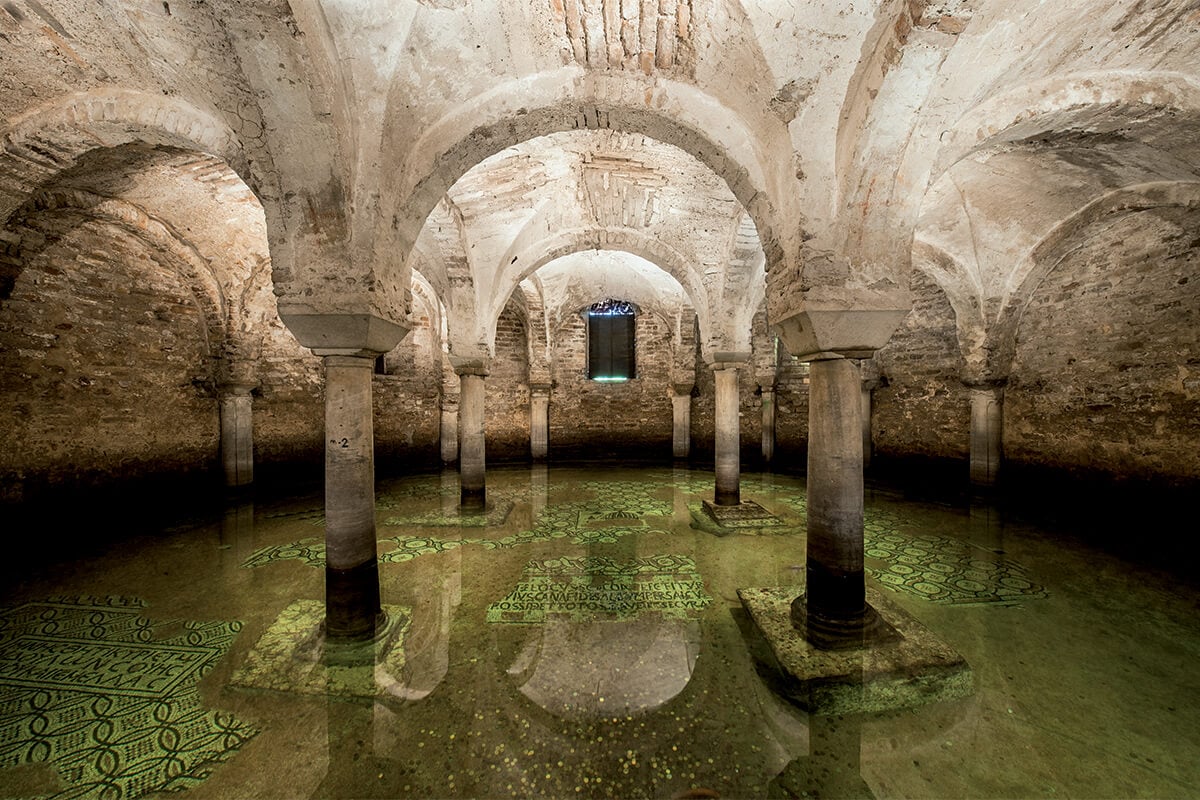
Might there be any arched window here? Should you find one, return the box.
[587,299,636,382]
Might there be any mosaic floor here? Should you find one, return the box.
[0,465,1196,800]
[243,475,1046,607]
[0,597,255,800]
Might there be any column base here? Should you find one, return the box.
[714,487,741,506]
[460,487,486,512]
[325,560,382,643]
[737,585,973,715]
[789,594,900,652]
[231,599,412,698]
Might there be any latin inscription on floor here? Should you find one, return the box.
[0,635,216,698]
[487,555,712,624]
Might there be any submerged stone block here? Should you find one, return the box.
[231,600,412,699]
[691,499,790,536]
[737,585,972,715]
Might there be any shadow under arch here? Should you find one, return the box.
[0,88,251,225]
[930,70,1200,186]
[8,188,231,384]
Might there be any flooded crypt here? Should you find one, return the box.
[1,1,1198,798]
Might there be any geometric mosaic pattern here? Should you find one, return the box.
[0,597,256,800]
[864,530,1047,605]
[240,472,1047,606]
[382,499,514,528]
[239,537,325,569]
[487,555,711,624]
[230,600,411,699]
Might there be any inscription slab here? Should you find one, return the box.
[0,635,216,698]
[488,555,712,624]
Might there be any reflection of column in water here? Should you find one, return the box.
[672,465,691,520]
[317,693,403,798]
[219,499,255,566]
[390,546,461,701]
[968,501,1004,555]
[441,468,458,519]
[767,650,874,799]
[530,464,548,523]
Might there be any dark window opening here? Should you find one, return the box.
[587,299,636,382]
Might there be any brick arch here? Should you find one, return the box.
[0,89,248,227]
[487,227,708,348]
[13,189,230,380]
[381,70,794,286]
[992,181,1200,383]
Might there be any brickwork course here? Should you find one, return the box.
[1,0,1198,497]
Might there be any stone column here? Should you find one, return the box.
[322,354,382,641]
[802,355,870,648]
[712,361,743,506]
[969,384,1004,489]
[771,296,909,651]
[279,311,407,646]
[760,383,776,465]
[671,384,692,459]
[457,366,488,510]
[530,383,551,461]
[219,384,255,488]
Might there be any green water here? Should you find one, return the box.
[0,465,1196,799]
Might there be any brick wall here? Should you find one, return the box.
[548,309,674,458]
[0,220,220,500]
[486,301,531,460]
[872,268,970,461]
[773,352,810,467]
[1006,206,1200,484]
[375,311,443,468]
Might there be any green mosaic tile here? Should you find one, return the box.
[381,499,514,528]
[863,530,1047,605]
[0,597,256,800]
[230,600,412,699]
[240,537,326,569]
[379,535,466,563]
[487,555,712,624]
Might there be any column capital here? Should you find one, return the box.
[280,312,408,357]
[530,382,552,398]
[708,351,751,370]
[450,355,491,377]
[962,377,1008,392]
[773,289,909,361]
[218,380,257,396]
[672,382,695,396]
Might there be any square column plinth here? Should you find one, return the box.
[737,585,972,715]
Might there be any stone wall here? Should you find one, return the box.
[773,352,810,468]
[548,309,674,459]
[485,301,532,460]
[0,220,220,500]
[872,268,970,462]
[1006,206,1200,485]
[253,318,323,472]
[376,308,443,468]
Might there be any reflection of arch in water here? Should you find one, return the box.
[491,553,708,719]
[508,615,702,720]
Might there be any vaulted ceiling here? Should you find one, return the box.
[1,0,1197,368]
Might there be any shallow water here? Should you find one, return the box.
[0,465,1197,799]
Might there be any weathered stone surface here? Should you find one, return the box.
[738,585,973,715]
[0,0,1196,499]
